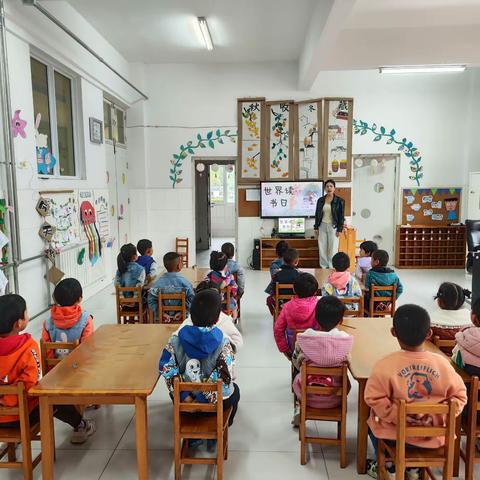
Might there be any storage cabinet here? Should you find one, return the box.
[395,225,466,269]
[260,238,319,270]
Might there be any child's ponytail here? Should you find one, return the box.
[117,243,137,275]
[435,282,470,310]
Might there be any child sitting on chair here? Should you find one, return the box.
[291,296,353,427]
[270,240,289,278]
[364,304,467,478]
[266,248,301,316]
[322,252,362,310]
[274,273,319,358]
[221,242,245,297]
[430,282,472,348]
[41,278,93,364]
[206,251,238,319]
[364,249,403,311]
[136,238,158,282]
[355,240,377,280]
[0,294,96,444]
[148,252,194,322]
[115,243,146,294]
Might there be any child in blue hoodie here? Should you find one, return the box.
[159,288,240,428]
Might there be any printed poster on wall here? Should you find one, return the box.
[323,98,353,181]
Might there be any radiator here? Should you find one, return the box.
[55,242,106,288]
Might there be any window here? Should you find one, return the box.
[103,100,126,146]
[30,57,78,177]
[103,100,112,141]
[209,164,236,205]
[226,165,236,204]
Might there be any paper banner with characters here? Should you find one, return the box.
[402,188,461,226]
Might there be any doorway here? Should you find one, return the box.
[351,154,400,261]
[194,158,237,267]
[468,172,480,220]
[104,99,129,277]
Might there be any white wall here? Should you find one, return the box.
[129,63,475,266]
[6,2,141,317]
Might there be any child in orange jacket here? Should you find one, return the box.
[0,294,95,444]
[364,304,467,479]
[42,278,93,361]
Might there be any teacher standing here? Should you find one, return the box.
[313,179,345,268]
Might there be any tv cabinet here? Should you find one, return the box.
[260,238,319,270]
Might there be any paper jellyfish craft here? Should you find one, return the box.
[80,201,102,265]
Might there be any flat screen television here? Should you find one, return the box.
[278,217,306,235]
[260,180,323,218]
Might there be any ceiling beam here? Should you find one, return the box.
[298,0,357,90]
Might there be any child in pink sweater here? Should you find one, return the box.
[291,296,353,426]
[273,273,319,358]
[365,304,467,479]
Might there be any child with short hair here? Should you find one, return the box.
[322,252,362,310]
[274,273,319,357]
[221,242,245,297]
[0,294,96,444]
[291,296,353,426]
[365,304,467,478]
[115,243,146,293]
[364,249,403,309]
[159,289,240,433]
[266,248,301,316]
[148,252,195,322]
[431,282,472,347]
[207,251,238,319]
[355,240,377,279]
[270,240,289,278]
[41,278,93,363]
[136,238,158,280]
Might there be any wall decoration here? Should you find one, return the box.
[89,117,103,144]
[401,188,462,225]
[77,248,85,265]
[237,98,265,185]
[80,200,102,265]
[35,114,57,176]
[39,222,55,242]
[323,98,353,181]
[36,197,50,217]
[12,110,27,138]
[170,129,237,187]
[47,265,64,285]
[266,101,294,180]
[353,119,423,185]
[94,193,110,241]
[295,99,322,179]
[45,247,56,264]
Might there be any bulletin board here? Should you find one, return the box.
[402,187,462,226]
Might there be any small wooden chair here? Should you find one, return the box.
[173,378,232,480]
[232,272,241,321]
[377,399,457,480]
[369,284,397,317]
[0,382,42,479]
[40,338,79,374]
[274,282,295,321]
[341,296,364,317]
[299,361,348,467]
[115,286,147,324]
[157,291,187,324]
[432,336,457,355]
[459,376,480,480]
[175,237,189,268]
[290,329,306,406]
[220,286,233,316]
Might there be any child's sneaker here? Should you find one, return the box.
[70,419,96,444]
[206,439,217,452]
[188,439,203,449]
[366,459,395,479]
[291,405,300,428]
[406,468,421,480]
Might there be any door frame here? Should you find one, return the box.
[352,153,401,261]
[468,171,480,220]
[192,156,238,258]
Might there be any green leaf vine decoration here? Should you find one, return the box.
[353,119,423,185]
[170,129,237,187]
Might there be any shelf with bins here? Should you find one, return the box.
[260,238,319,270]
[395,225,466,269]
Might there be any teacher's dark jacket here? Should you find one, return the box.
[313,195,345,233]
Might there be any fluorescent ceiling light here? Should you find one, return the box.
[379,65,466,74]
[197,17,213,51]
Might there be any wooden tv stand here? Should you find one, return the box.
[259,237,319,270]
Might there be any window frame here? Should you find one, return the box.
[30,52,82,179]
[103,99,127,149]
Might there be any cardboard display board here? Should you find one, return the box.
[238,188,260,217]
[402,187,462,226]
[335,187,352,217]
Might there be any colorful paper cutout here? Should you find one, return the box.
[12,110,27,138]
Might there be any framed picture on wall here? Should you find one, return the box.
[323,98,353,181]
[237,98,265,185]
[89,117,103,144]
[265,100,294,180]
[294,99,323,180]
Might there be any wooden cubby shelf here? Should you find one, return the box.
[260,237,319,270]
[395,225,466,269]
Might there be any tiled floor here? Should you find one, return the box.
[2,267,477,479]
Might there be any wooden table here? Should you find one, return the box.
[181,266,209,286]
[340,317,469,474]
[30,324,177,480]
[300,268,333,288]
